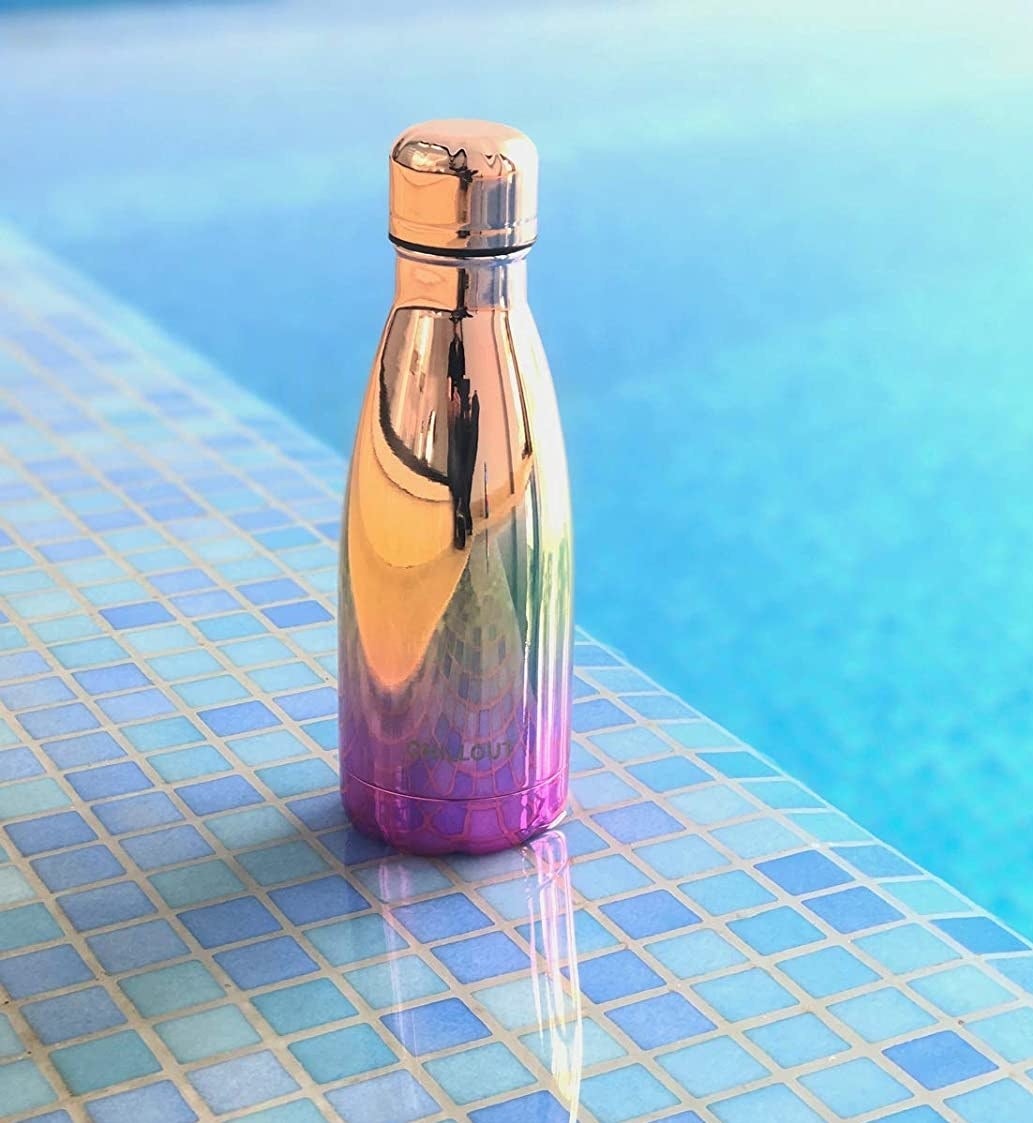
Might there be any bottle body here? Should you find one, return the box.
[338,248,572,854]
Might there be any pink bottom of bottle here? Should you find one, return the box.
[342,772,568,856]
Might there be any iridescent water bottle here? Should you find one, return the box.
[338,119,573,854]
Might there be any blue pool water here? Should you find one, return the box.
[5,0,1033,930]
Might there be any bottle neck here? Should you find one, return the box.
[392,244,530,312]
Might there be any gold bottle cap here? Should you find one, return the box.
[389,119,538,256]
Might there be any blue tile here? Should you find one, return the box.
[681,870,775,916]
[778,944,879,998]
[189,1051,300,1114]
[910,965,1015,1017]
[423,1041,534,1107]
[263,601,332,628]
[0,677,74,710]
[571,771,638,808]
[22,986,126,1044]
[577,949,664,1003]
[0,944,94,998]
[755,850,852,895]
[432,931,529,984]
[199,700,279,736]
[694,968,797,1022]
[624,757,711,791]
[0,1059,57,1115]
[67,761,153,801]
[101,603,174,629]
[123,715,203,751]
[570,854,651,899]
[832,844,920,878]
[256,758,337,797]
[572,698,632,733]
[741,780,824,810]
[287,791,346,831]
[274,686,336,720]
[215,936,319,988]
[50,1029,161,1095]
[148,569,215,595]
[150,745,230,782]
[179,897,281,948]
[327,1070,440,1123]
[122,825,214,870]
[6,811,96,856]
[289,1023,395,1083]
[658,1037,768,1098]
[745,1012,847,1068]
[580,1065,680,1123]
[646,928,746,979]
[176,774,262,814]
[946,1080,1033,1123]
[169,590,240,617]
[600,889,700,939]
[382,997,490,1056]
[19,702,99,739]
[251,978,356,1034]
[805,886,904,933]
[830,987,937,1043]
[92,792,183,835]
[0,903,62,950]
[934,916,1027,954]
[884,1030,996,1090]
[592,801,683,842]
[988,954,1033,994]
[801,1058,911,1117]
[626,694,698,720]
[710,1086,823,1123]
[305,914,407,967]
[88,919,189,972]
[72,664,151,695]
[50,638,127,670]
[728,906,824,955]
[607,992,714,1049]
[393,893,491,942]
[240,578,306,605]
[43,731,125,769]
[58,881,156,931]
[97,688,175,723]
[85,1080,198,1123]
[197,613,268,640]
[712,818,803,859]
[31,845,125,892]
[0,650,49,680]
[637,836,728,880]
[969,1008,1033,1063]
[269,875,368,924]
[0,747,45,781]
[40,539,101,562]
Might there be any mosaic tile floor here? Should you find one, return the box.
[2,224,1033,1123]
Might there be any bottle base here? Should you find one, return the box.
[342,773,568,856]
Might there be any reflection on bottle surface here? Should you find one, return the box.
[339,120,573,856]
[365,830,582,1121]
[339,253,573,854]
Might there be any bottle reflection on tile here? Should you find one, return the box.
[361,829,582,1119]
[520,829,583,1119]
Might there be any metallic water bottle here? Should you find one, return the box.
[338,119,573,854]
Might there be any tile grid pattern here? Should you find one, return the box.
[1,225,1033,1123]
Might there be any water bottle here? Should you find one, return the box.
[338,119,573,854]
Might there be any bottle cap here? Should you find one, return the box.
[389,119,537,256]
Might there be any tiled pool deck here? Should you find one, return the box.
[1,224,1033,1123]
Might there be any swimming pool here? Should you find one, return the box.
[5,0,1033,932]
